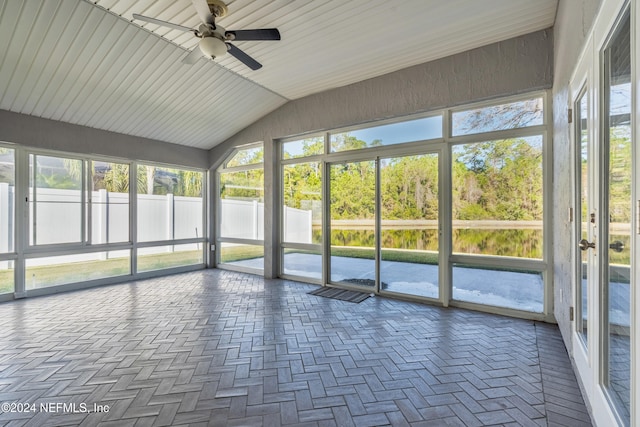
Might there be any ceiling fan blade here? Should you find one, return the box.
[227,43,262,70]
[191,0,215,26]
[132,14,194,32]
[182,46,203,65]
[226,28,281,41]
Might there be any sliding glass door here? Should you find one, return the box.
[380,153,439,298]
[329,160,376,289]
[328,151,441,298]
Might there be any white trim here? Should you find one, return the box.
[275,90,551,320]
[632,0,640,424]
[567,0,635,425]
[0,141,208,301]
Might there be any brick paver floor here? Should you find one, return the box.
[0,269,592,426]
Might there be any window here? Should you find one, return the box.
[276,93,548,313]
[29,154,83,245]
[25,251,131,290]
[451,136,543,259]
[452,97,543,136]
[281,136,324,280]
[225,145,264,168]
[0,143,208,295]
[138,244,203,273]
[219,170,264,240]
[330,115,442,153]
[0,146,15,294]
[91,161,130,244]
[218,143,264,272]
[136,164,205,272]
[451,133,545,312]
[137,165,204,242]
[283,136,324,159]
[0,146,14,253]
[452,263,543,312]
[283,163,321,244]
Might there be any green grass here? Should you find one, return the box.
[329,247,439,265]
[220,246,264,263]
[0,269,13,294]
[219,245,438,266]
[138,250,203,272]
[0,250,203,292]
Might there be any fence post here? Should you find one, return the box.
[283,205,287,242]
[252,199,259,240]
[306,209,312,244]
[0,183,8,269]
[167,193,174,252]
[97,189,108,260]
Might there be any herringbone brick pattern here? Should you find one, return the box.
[0,270,592,426]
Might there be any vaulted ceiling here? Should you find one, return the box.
[0,0,558,150]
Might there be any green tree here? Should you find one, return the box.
[452,138,543,221]
[101,163,132,193]
[177,170,203,197]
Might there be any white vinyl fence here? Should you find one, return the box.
[0,186,314,270]
[1,185,204,268]
[220,199,312,244]
[0,183,13,257]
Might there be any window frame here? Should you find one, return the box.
[275,90,553,319]
[216,142,266,274]
[134,161,207,274]
[0,142,16,295]
[447,91,552,313]
[0,144,208,299]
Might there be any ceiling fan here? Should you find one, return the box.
[132,0,280,70]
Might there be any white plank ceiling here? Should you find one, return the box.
[0,0,558,150]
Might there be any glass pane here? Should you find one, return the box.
[0,261,13,294]
[452,263,543,312]
[380,154,439,298]
[137,165,204,242]
[219,242,264,270]
[452,97,543,136]
[283,137,324,159]
[91,161,130,244]
[30,155,82,245]
[576,90,589,345]
[25,251,131,289]
[0,147,15,253]
[603,11,631,421]
[452,136,544,259]
[283,163,321,244]
[137,244,203,272]
[329,161,376,287]
[331,116,442,153]
[220,170,264,239]
[225,146,263,167]
[283,247,322,279]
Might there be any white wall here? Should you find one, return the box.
[552,0,603,351]
[0,110,208,170]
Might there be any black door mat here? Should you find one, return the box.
[308,287,372,303]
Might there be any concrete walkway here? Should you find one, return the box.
[231,253,631,326]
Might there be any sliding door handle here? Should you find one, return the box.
[579,239,595,251]
[609,240,624,253]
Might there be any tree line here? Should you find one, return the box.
[280,134,544,223]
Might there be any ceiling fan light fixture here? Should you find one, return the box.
[199,36,227,58]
